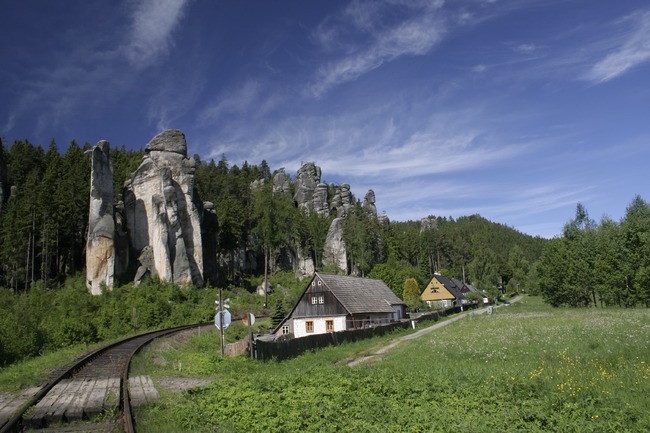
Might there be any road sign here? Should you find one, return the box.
[215,298,230,310]
[215,310,232,329]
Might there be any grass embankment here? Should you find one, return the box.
[0,343,104,392]
[132,297,650,432]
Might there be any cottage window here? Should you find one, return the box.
[326,320,334,332]
[311,281,315,286]
[318,296,325,304]
[318,280,322,286]
[431,288,439,293]
[281,325,289,335]
[306,321,314,333]
[311,296,318,305]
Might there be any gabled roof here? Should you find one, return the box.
[452,278,470,293]
[317,273,404,314]
[431,274,465,299]
[271,272,404,335]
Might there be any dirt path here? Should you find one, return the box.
[346,296,524,367]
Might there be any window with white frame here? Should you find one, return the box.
[318,295,325,304]
[311,296,318,304]
[281,325,289,335]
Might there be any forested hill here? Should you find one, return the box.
[381,215,546,295]
[0,138,548,298]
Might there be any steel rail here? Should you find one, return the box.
[0,323,208,433]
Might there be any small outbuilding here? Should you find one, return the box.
[273,272,406,339]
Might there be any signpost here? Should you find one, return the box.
[214,310,232,329]
[215,288,230,355]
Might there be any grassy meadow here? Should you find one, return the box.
[132,297,650,432]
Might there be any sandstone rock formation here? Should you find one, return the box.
[322,217,347,272]
[290,163,380,274]
[363,189,377,218]
[272,169,291,194]
[86,141,115,294]
[312,183,329,215]
[329,183,352,217]
[123,130,204,287]
[420,216,438,232]
[293,162,321,213]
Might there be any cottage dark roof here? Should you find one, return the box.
[317,273,404,314]
[433,274,465,299]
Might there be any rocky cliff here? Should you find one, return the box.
[291,162,378,275]
[123,130,204,287]
[85,135,381,291]
[86,141,116,294]
[86,130,207,293]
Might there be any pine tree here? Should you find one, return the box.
[271,298,286,327]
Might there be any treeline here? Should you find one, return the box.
[538,198,650,307]
[0,139,142,291]
[0,138,546,294]
[371,214,546,301]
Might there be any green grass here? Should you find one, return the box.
[132,297,650,432]
[0,342,104,392]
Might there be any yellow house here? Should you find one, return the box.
[420,273,464,308]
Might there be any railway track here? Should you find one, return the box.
[0,323,209,433]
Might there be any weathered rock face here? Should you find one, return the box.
[113,201,129,277]
[322,217,347,273]
[330,183,353,217]
[363,189,377,218]
[86,141,115,295]
[293,162,321,212]
[123,130,204,287]
[272,169,291,194]
[296,253,315,280]
[312,183,329,215]
[420,216,438,232]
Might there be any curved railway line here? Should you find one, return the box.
[0,323,210,433]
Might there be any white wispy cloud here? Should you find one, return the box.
[585,9,650,83]
[198,80,286,126]
[308,0,446,97]
[1,114,15,136]
[124,0,191,69]
[147,63,205,131]
[2,1,191,141]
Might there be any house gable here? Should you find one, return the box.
[420,274,465,302]
[292,274,348,318]
[421,277,455,302]
[271,272,405,337]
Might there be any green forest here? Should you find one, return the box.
[0,137,648,366]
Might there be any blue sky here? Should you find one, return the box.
[1,0,649,238]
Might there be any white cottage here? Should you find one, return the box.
[273,272,406,338]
